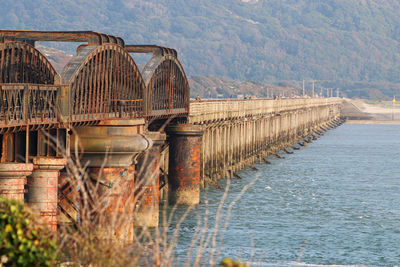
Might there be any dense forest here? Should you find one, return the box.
[1,0,400,99]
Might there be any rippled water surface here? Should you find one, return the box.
[167,124,400,266]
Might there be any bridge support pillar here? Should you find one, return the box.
[26,157,66,231]
[87,166,135,240]
[0,163,33,200]
[167,124,203,205]
[134,132,165,228]
[70,119,152,241]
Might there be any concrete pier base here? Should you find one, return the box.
[167,124,203,205]
[27,157,66,231]
[0,163,33,200]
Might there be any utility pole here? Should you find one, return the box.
[312,81,315,98]
[302,80,305,97]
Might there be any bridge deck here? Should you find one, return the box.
[189,98,343,124]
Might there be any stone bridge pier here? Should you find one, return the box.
[26,157,66,232]
[0,129,68,231]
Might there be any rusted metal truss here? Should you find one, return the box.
[0,41,56,84]
[125,45,189,119]
[61,44,146,126]
[0,30,190,131]
[125,45,177,57]
[141,54,189,118]
[0,30,124,46]
[0,84,58,133]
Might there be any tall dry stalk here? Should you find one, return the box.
[43,124,257,266]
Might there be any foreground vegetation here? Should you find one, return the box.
[0,150,255,266]
[0,199,57,266]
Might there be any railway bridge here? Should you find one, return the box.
[0,30,342,240]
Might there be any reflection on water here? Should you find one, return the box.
[166,124,400,266]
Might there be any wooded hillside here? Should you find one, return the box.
[2,0,400,99]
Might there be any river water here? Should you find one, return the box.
[167,124,400,266]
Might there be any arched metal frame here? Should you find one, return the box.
[0,31,192,131]
[0,42,58,131]
[141,54,189,118]
[0,41,56,84]
[0,30,192,164]
[61,43,146,125]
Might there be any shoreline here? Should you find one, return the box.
[345,119,400,124]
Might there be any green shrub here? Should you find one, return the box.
[0,198,58,267]
[220,258,248,267]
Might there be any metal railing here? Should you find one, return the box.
[0,84,59,129]
[189,98,343,124]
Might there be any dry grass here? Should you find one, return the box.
[53,130,257,267]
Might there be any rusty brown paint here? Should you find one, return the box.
[1,133,14,162]
[58,172,78,226]
[167,125,203,205]
[0,30,194,133]
[70,121,151,238]
[61,43,146,124]
[0,30,124,46]
[89,167,135,211]
[125,45,177,57]
[0,84,59,131]
[0,42,56,84]
[141,54,189,118]
[88,166,135,241]
[134,146,161,227]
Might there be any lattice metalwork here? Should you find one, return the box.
[0,42,56,84]
[0,84,59,131]
[28,85,58,125]
[62,44,145,123]
[0,85,24,126]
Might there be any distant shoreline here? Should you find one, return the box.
[345,120,400,125]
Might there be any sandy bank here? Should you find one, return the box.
[345,99,400,121]
[346,120,400,125]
